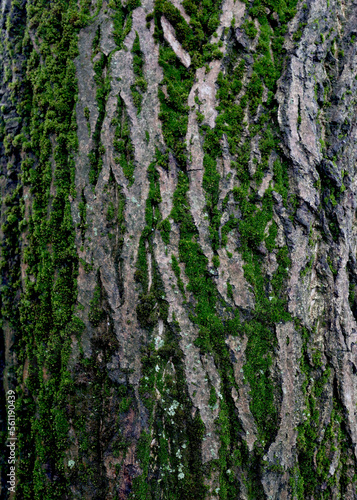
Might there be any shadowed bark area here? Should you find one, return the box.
[0,0,357,498]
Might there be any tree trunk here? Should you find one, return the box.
[0,0,357,498]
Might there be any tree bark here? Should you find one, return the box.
[0,0,357,498]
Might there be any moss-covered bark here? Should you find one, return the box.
[1,0,357,499]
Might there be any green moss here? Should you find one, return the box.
[144,0,315,495]
[243,19,258,39]
[113,94,135,185]
[265,221,277,252]
[1,1,93,497]
[136,291,159,327]
[272,159,289,203]
[290,321,357,498]
[155,0,222,66]
[202,138,221,252]
[130,32,147,113]
[134,154,171,330]
[110,0,140,48]
[208,385,218,408]
[221,217,238,247]
[134,236,149,292]
[247,72,263,115]
[227,281,233,300]
[152,2,297,494]
[134,320,207,498]
[158,218,171,244]
[171,254,185,296]
[157,45,193,168]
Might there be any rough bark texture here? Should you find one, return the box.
[0,0,357,498]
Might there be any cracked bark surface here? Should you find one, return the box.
[0,0,357,498]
